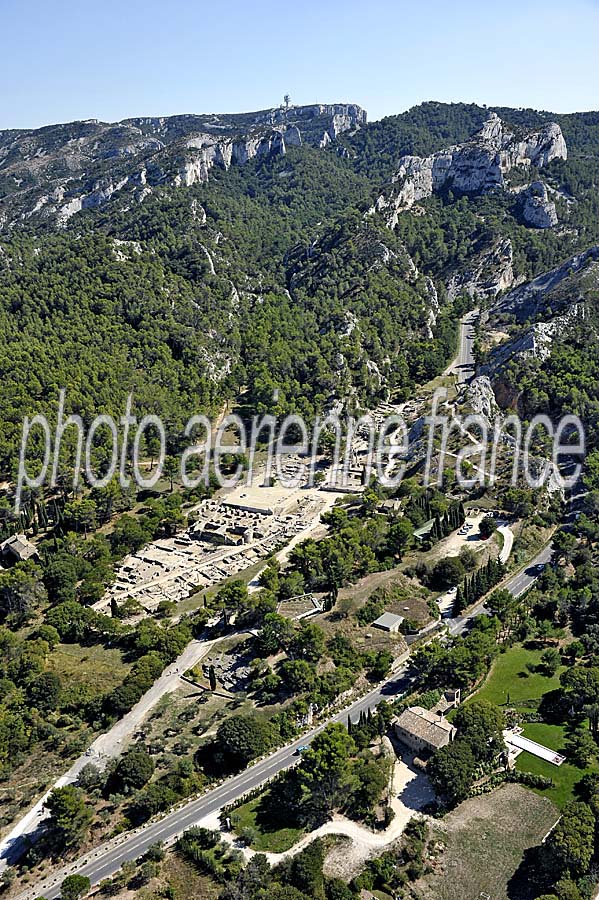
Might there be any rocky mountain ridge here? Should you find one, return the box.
[1,98,598,463]
[472,247,599,412]
[373,112,567,226]
[490,245,599,323]
[0,103,367,229]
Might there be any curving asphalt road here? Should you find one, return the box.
[445,309,478,385]
[15,314,564,900]
[15,539,554,900]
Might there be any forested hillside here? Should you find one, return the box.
[2,101,599,476]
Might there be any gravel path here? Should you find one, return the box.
[0,637,217,870]
[202,751,434,870]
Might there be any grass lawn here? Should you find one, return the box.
[472,644,564,711]
[467,644,595,807]
[516,721,597,808]
[48,642,130,697]
[231,792,304,853]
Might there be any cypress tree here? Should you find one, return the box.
[453,585,463,616]
[479,565,489,595]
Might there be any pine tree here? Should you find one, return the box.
[479,565,489,595]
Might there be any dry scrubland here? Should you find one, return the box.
[413,785,558,900]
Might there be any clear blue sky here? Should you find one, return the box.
[2,0,599,129]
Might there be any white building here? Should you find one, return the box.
[373,611,404,633]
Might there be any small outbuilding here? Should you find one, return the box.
[372,611,404,633]
[0,534,39,565]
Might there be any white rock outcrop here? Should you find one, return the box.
[174,131,288,187]
[447,237,515,301]
[1,102,367,228]
[466,375,499,422]
[521,181,558,229]
[57,176,130,224]
[491,246,599,322]
[374,114,567,222]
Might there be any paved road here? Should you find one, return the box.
[447,541,554,636]
[447,309,478,384]
[16,669,411,900]
[0,638,218,871]
[16,540,554,900]
[497,524,515,565]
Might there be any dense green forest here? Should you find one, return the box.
[4,99,599,900]
[1,99,599,478]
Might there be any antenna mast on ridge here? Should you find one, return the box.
[283,94,291,121]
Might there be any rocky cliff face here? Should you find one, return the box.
[447,237,516,301]
[520,180,558,229]
[484,307,587,375]
[490,246,599,323]
[373,113,567,225]
[478,248,599,396]
[173,129,290,188]
[0,103,366,229]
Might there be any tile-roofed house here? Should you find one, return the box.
[394,705,457,754]
[0,534,39,565]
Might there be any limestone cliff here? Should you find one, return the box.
[520,181,558,229]
[0,103,367,228]
[373,113,567,225]
[490,246,599,323]
[447,237,515,301]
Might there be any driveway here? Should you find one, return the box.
[206,744,434,872]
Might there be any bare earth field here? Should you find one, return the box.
[325,569,434,654]
[338,567,432,612]
[413,784,559,900]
